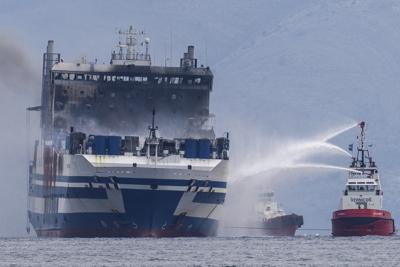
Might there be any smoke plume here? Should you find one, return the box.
[0,32,40,237]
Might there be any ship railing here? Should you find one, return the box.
[111,52,150,62]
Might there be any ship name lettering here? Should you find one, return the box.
[350,197,372,203]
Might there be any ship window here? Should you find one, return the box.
[170,77,180,84]
[93,75,99,81]
[347,186,356,191]
[365,185,375,191]
[202,77,210,85]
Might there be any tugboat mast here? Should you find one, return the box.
[357,121,367,167]
[351,121,375,170]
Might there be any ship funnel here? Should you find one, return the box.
[188,45,194,59]
[180,45,197,68]
[47,40,54,54]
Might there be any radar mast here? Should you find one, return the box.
[111,25,151,66]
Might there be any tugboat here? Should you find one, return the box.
[256,191,303,236]
[331,121,395,236]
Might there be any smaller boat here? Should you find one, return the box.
[255,191,303,236]
[331,121,395,236]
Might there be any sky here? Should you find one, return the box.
[1,0,400,236]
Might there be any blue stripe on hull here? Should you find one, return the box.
[30,184,107,199]
[28,212,219,237]
[33,174,227,188]
[29,187,225,204]
[193,192,225,204]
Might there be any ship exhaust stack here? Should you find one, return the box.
[41,40,60,135]
[180,45,197,68]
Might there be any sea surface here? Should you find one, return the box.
[1,235,399,266]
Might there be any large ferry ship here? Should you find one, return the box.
[27,27,230,237]
[331,122,395,236]
[255,191,303,236]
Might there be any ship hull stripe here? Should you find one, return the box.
[30,179,226,193]
[28,211,219,237]
[32,174,227,188]
[29,186,225,204]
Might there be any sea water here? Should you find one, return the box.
[1,235,399,266]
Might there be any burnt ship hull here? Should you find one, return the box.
[332,209,395,236]
[262,214,303,236]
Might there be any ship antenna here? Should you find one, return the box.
[152,108,155,128]
[146,108,159,161]
[357,121,367,167]
[149,108,158,139]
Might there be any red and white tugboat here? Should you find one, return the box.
[331,121,395,236]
